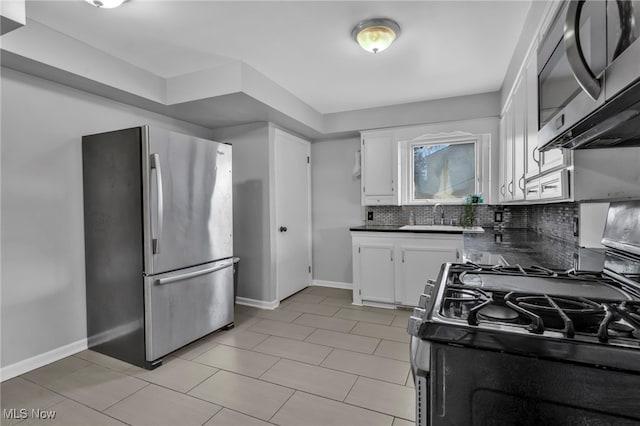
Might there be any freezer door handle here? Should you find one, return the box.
[151,153,164,254]
[156,260,234,285]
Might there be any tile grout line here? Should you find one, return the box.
[183,366,223,395]
[199,404,224,426]
[100,382,150,413]
[342,372,361,403]
[266,387,298,424]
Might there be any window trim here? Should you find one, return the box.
[400,132,490,205]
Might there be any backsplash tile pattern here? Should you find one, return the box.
[367,205,518,228]
[367,202,578,243]
[527,202,579,243]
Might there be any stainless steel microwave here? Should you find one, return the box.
[538,0,640,150]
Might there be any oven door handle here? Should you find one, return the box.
[564,0,602,101]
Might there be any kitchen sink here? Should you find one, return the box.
[399,224,484,233]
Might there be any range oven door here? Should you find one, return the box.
[410,336,430,426]
[429,342,640,425]
[538,0,607,150]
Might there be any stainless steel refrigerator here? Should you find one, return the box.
[82,126,233,369]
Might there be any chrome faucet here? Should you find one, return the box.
[433,203,445,225]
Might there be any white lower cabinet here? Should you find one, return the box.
[357,243,395,304]
[398,245,459,306]
[352,232,463,307]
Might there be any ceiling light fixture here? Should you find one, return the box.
[85,0,126,9]
[351,18,401,54]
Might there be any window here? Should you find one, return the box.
[402,133,488,204]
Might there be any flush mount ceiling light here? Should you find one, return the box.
[85,0,126,9]
[351,18,401,54]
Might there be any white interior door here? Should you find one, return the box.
[274,129,311,301]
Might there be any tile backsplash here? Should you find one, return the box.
[366,202,579,243]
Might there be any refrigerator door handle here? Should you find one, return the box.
[156,260,233,285]
[151,153,164,254]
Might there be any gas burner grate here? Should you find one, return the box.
[505,293,606,338]
[491,264,558,277]
[442,285,492,324]
[450,262,484,272]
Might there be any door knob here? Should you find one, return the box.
[279,226,288,232]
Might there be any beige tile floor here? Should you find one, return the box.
[1,287,415,426]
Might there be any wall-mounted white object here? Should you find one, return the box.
[352,150,361,178]
[579,202,609,248]
[85,0,126,9]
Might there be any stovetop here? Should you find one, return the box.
[409,261,640,373]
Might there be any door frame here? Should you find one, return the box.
[270,127,312,303]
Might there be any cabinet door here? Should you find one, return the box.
[358,244,395,304]
[525,48,541,179]
[504,101,515,201]
[512,79,526,201]
[361,132,399,205]
[498,115,507,202]
[399,245,459,306]
[540,148,568,172]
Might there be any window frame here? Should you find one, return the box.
[400,132,489,205]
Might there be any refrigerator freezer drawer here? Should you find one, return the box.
[144,259,234,362]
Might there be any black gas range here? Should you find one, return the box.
[409,201,640,425]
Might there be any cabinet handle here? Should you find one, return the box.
[402,251,405,263]
[390,251,393,262]
[456,249,460,260]
[527,188,539,194]
[500,184,506,196]
[518,176,525,192]
[542,183,558,191]
[532,148,540,166]
[508,181,514,195]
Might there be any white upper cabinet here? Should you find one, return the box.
[524,48,541,180]
[360,131,400,206]
[512,78,527,201]
[499,81,525,202]
[500,41,570,203]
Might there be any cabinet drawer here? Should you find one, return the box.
[525,179,541,200]
[539,169,569,200]
[144,259,234,362]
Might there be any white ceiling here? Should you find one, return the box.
[25,0,531,114]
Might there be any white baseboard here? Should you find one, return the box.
[311,280,352,290]
[1,338,88,382]
[236,297,279,310]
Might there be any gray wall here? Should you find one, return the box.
[210,123,274,302]
[324,92,500,137]
[310,137,362,285]
[0,68,214,369]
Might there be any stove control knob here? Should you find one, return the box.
[418,293,430,309]
[424,279,436,296]
[407,315,423,337]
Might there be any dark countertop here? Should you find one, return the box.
[464,229,605,271]
[350,225,605,271]
[350,225,480,234]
